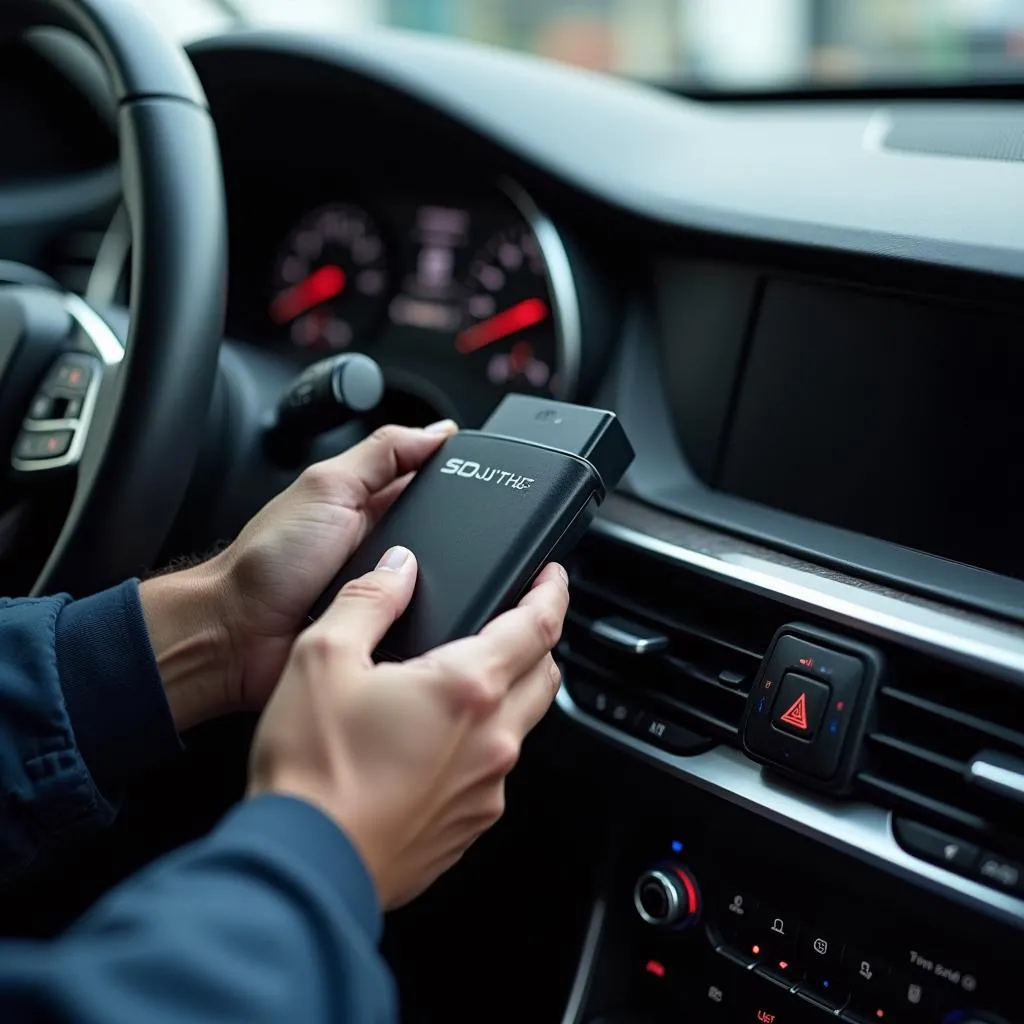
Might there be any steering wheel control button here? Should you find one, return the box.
[46,356,93,394]
[742,627,881,791]
[14,428,73,461]
[772,674,829,740]
[633,864,701,929]
[27,394,53,420]
[893,819,980,875]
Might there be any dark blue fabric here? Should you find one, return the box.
[0,794,396,1023]
[0,581,179,879]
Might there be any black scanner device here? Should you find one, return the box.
[308,394,635,660]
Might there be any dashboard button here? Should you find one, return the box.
[842,946,891,1021]
[749,905,798,973]
[633,712,710,755]
[46,357,92,394]
[739,973,815,1024]
[771,673,829,740]
[975,852,1024,897]
[713,887,757,945]
[27,394,52,420]
[893,819,980,874]
[799,927,848,1007]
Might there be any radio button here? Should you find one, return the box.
[800,926,848,1006]
[842,948,893,1023]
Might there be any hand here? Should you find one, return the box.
[248,548,570,909]
[140,421,457,731]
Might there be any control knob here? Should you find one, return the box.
[633,863,700,929]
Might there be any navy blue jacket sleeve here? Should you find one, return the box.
[0,581,181,879]
[0,795,397,1024]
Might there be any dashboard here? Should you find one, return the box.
[2,22,1024,1024]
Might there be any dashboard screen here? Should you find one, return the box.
[717,280,1024,581]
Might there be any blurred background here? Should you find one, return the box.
[148,0,1024,89]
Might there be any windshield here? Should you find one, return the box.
[148,0,1024,89]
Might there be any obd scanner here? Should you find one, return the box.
[308,394,635,660]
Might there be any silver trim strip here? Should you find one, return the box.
[86,203,130,308]
[559,899,606,1024]
[591,517,1024,683]
[498,177,583,403]
[556,689,1024,928]
[11,296,124,473]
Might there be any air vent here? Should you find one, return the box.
[560,535,775,750]
[858,653,1024,853]
[48,227,104,296]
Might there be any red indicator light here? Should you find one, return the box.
[779,692,809,731]
[799,657,814,668]
[875,1011,885,1020]
[778,961,789,970]
[645,960,665,978]
[836,700,845,711]
[757,1011,777,1023]
[751,945,761,955]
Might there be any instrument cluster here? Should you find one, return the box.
[227,181,580,427]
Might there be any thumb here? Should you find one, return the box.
[316,546,417,663]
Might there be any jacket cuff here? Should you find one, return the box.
[212,795,383,943]
[56,579,182,799]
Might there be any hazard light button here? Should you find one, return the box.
[772,674,829,740]
[741,627,881,792]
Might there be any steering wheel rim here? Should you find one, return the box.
[4,0,226,596]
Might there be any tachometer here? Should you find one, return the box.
[270,203,389,351]
[456,223,561,397]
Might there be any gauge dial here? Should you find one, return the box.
[270,203,389,352]
[457,223,560,397]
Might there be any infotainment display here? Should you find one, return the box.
[717,279,1024,581]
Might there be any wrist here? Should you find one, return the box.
[139,556,242,731]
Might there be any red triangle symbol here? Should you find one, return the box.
[779,692,809,730]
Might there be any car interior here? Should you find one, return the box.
[0,2,1022,1023]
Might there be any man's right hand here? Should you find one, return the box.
[247,546,569,909]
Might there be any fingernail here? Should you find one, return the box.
[377,546,412,572]
[424,418,457,435]
[555,564,569,586]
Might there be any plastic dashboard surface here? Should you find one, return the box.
[189,29,1024,281]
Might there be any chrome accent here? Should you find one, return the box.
[11,296,124,473]
[86,203,130,308]
[556,688,1024,928]
[559,899,606,1024]
[968,752,1024,805]
[633,868,682,926]
[591,517,1024,683]
[591,615,669,654]
[497,177,582,402]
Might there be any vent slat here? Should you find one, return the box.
[563,542,770,747]
[857,772,988,833]
[867,733,966,775]
[879,686,1024,753]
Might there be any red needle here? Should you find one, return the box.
[456,297,548,354]
[270,264,346,324]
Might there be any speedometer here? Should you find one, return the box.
[456,223,562,398]
[269,203,389,352]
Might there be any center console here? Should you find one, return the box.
[554,499,1024,1024]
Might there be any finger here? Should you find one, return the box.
[330,421,458,499]
[502,655,562,737]
[312,546,417,664]
[406,563,569,697]
[366,472,414,524]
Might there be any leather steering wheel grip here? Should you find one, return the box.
[6,0,227,596]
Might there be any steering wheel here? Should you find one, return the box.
[0,0,226,596]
